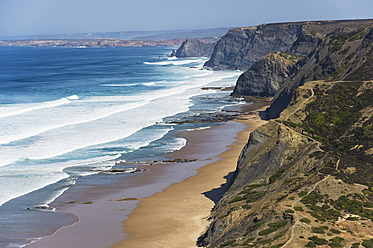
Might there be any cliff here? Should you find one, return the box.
[266,20,373,118]
[204,19,373,71]
[0,38,218,48]
[195,19,373,248]
[173,38,217,57]
[203,19,373,118]
[203,23,302,70]
[198,80,373,247]
[232,52,300,97]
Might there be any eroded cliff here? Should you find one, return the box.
[232,52,300,97]
[173,38,217,57]
[266,20,373,118]
[198,80,373,248]
[204,19,373,71]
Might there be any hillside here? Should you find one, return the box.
[204,19,373,71]
[201,19,373,119]
[198,80,373,248]
[267,21,373,118]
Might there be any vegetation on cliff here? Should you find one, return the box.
[198,80,373,248]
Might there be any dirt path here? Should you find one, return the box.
[283,86,314,120]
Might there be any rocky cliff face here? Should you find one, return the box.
[266,20,373,118]
[232,52,300,97]
[204,19,373,71]
[198,80,373,247]
[206,19,373,119]
[173,38,216,57]
[204,23,303,70]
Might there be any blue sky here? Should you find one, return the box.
[1,0,372,36]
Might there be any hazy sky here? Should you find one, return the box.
[1,0,372,36]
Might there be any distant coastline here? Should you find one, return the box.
[0,38,218,48]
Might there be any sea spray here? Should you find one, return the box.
[0,46,241,248]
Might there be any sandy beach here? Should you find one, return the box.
[26,101,269,248]
[113,102,269,248]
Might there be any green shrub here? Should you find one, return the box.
[268,220,288,228]
[242,204,252,210]
[245,191,265,203]
[269,169,286,184]
[258,227,277,236]
[228,196,245,204]
[271,243,286,248]
[241,237,255,245]
[294,206,304,211]
[285,209,294,214]
[363,239,373,248]
[300,218,311,224]
[312,226,326,234]
[364,202,373,208]
[330,228,341,234]
[329,237,344,248]
[245,221,265,235]
[220,240,236,247]
[298,191,308,197]
[306,241,316,247]
[258,220,288,236]
[309,151,326,159]
[244,183,267,191]
[308,236,328,245]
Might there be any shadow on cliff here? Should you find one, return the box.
[202,171,236,204]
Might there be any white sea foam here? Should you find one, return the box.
[66,95,79,100]
[0,71,240,166]
[142,82,156,86]
[143,59,203,66]
[184,126,211,132]
[0,97,73,118]
[101,83,138,87]
[0,154,121,206]
[0,54,242,209]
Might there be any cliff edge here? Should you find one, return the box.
[266,20,373,118]
[173,38,216,57]
[204,19,373,71]
[198,80,373,247]
[232,52,300,97]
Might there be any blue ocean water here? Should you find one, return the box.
[0,46,241,247]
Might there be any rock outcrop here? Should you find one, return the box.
[204,19,373,118]
[196,19,373,248]
[232,52,300,97]
[173,38,216,57]
[204,23,303,70]
[266,20,373,118]
[204,19,373,71]
[198,80,373,247]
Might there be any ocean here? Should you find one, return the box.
[0,46,242,247]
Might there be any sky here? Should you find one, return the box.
[0,0,373,37]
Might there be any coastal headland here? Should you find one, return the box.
[22,18,373,247]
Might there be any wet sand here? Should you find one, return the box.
[113,103,269,248]
[26,102,269,248]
